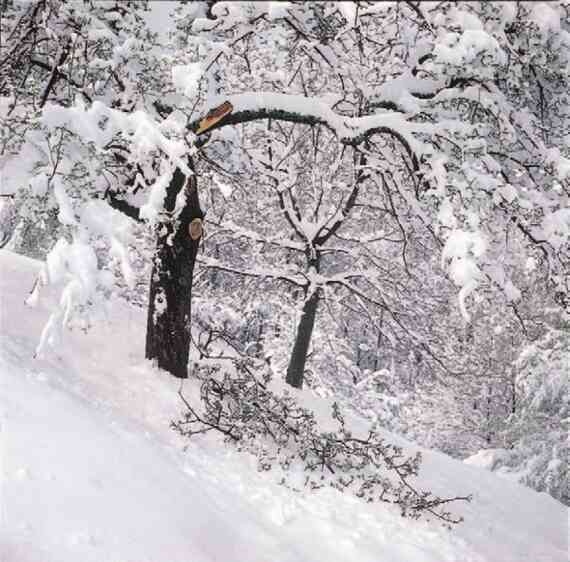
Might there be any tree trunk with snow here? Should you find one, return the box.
[286,287,320,389]
[145,165,203,378]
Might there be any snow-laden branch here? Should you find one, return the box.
[189,93,426,156]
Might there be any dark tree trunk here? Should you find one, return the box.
[145,163,203,378]
[285,288,320,389]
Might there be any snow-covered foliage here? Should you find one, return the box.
[1,0,166,346]
[173,0,569,317]
[173,357,471,524]
[466,324,569,505]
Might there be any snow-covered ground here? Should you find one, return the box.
[0,249,567,562]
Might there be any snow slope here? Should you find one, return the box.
[0,249,567,562]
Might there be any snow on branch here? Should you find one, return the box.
[189,93,426,155]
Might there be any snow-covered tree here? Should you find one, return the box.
[1,0,568,386]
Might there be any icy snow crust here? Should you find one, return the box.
[0,249,567,562]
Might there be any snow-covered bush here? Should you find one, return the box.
[173,357,471,524]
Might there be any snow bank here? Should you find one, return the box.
[0,249,567,562]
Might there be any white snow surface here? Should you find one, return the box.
[0,249,567,562]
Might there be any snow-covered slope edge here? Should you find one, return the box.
[0,249,567,562]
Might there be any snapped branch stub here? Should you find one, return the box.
[195,101,233,135]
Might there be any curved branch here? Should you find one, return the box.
[189,94,425,196]
[189,93,414,146]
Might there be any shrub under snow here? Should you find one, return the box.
[172,357,471,524]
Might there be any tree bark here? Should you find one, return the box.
[285,288,320,389]
[145,163,203,378]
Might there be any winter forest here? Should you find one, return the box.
[0,1,568,561]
